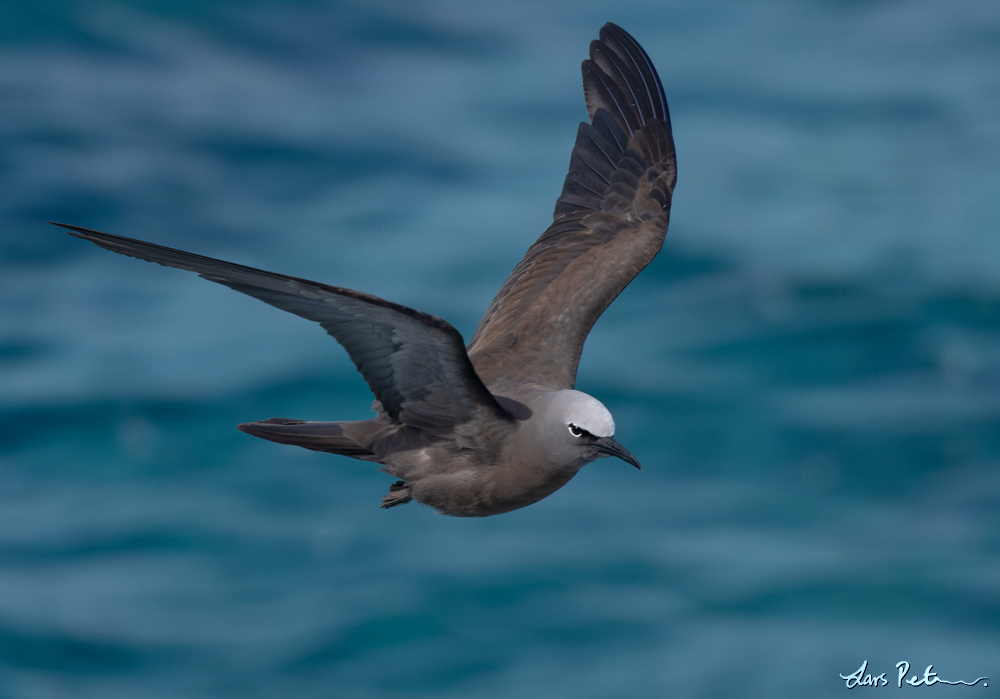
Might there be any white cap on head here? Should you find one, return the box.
[550,390,615,438]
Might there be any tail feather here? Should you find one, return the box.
[238,417,377,459]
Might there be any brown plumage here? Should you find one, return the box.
[469,24,676,388]
[52,23,675,517]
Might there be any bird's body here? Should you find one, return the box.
[246,385,625,516]
[53,23,676,517]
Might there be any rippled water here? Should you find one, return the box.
[1,1,999,697]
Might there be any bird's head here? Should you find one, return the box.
[542,390,642,471]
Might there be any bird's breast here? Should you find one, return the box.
[413,455,583,517]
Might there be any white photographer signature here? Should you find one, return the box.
[841,660,988,688]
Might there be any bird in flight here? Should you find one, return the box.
[52,23,676,517]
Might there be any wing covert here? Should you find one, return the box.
[467,24,676,388]
[53,223,510,433]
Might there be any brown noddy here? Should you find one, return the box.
[51,23,676,517]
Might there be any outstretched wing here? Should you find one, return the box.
[467,23,676,389]
[53,223,510,433]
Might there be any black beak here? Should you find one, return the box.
[592,436,642,471]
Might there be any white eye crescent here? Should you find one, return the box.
[568,423,586,438]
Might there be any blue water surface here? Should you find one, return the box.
[1,1,999,697]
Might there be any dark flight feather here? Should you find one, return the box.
[50,223,510,432]
[467,23,676,389]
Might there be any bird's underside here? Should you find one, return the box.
[52,23,675,517]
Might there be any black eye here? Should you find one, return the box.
[568,423,586,438]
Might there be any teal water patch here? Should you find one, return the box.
[2,1,999,696]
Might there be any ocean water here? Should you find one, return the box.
[1,0,999,697]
